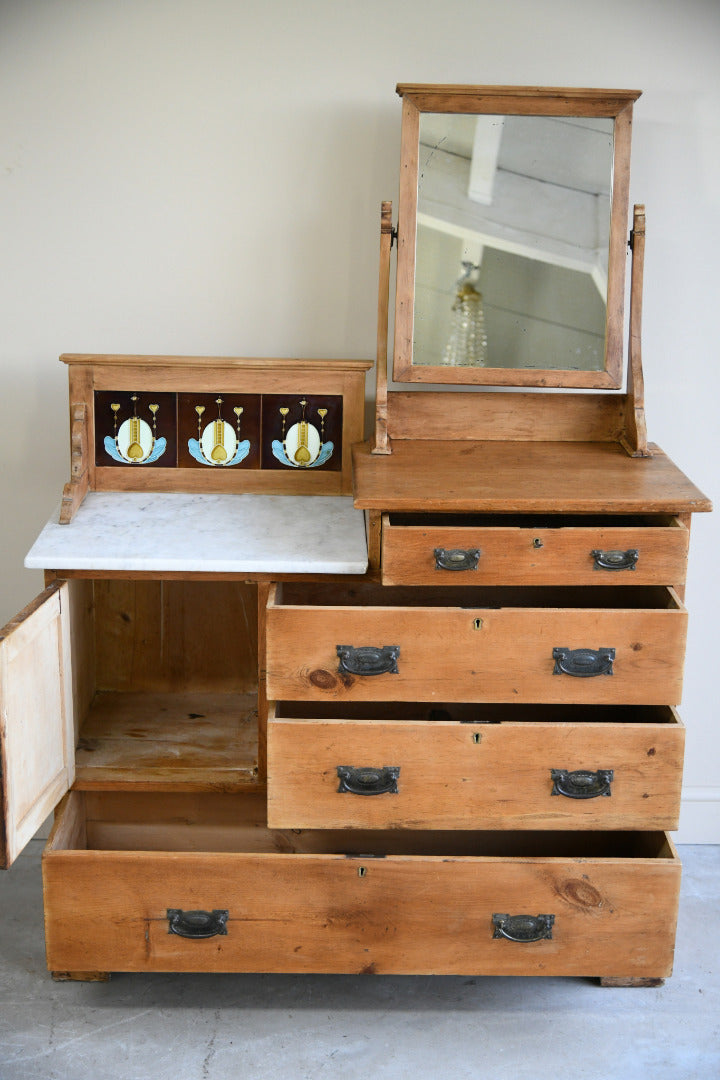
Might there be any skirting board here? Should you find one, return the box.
[673,788,720,844]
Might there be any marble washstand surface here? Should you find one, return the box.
[25,492,368,574]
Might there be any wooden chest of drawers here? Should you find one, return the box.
[0,81,714,989]
[0,410,711,985]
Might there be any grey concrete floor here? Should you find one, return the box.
[0,841,718,1080]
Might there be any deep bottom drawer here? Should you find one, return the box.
[267,703,684,831]
[43,791,680,979]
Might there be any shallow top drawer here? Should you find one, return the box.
[381,513,689,586]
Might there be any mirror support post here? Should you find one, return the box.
[621,204,651,457]
[372,201,394,455]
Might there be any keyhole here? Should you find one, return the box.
[358,866,367,878]
[533,538,544,549]
[472,732,482,744]
[473,618,483,630]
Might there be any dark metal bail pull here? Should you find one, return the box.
[434,547,481,571]
[337,766,400,795]
[553,647,615,677]
[551,768,614,799]
[166,909,229,938]
[591,548,639,571]
[492,913,555,942]
[336,645,400,676]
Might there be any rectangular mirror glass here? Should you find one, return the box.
[393,86,641,388]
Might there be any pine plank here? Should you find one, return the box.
[352,441,712,514]
[74,691,258,791]
[267,712,684,830]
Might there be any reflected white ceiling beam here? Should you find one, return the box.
[419,141,609,300]
[468,117,504,205]
[417,211,607,303]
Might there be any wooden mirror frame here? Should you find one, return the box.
[393,85,642,389]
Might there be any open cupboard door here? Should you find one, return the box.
[0,581,75,868]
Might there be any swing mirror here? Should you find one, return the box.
[393,85,641,388]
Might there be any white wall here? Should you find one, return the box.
[2,0,718,841]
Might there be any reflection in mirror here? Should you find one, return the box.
[414,114,614,371]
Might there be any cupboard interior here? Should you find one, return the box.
[385,513,684,529]
[48,789,676,860]
[65,578,260,791]
[274,581,684,609]
[272,701,681,725]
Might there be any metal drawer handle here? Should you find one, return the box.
[167,909,229,938]
[434,547,481,571]
[591,548,639,571]
[337,645,400,676]
[553,647,615,677]
[551,768,614,799]
[337,765,400,795]
[492,914,555,942]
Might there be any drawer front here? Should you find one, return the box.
[265,588,687,705]
[382,516,689,587]
[267,711,685,831]
[43,797,680,978]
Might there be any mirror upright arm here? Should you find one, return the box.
[372,200,395,455]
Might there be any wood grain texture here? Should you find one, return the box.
[392,96,420,384]
[43,794,679,977]
[385,392,627,442]
[93,580,258,693]
[256,583,270,782]
[265,583,687,705]
[395,85,642,115]
[352,440,713,514]
[266,711,684,831]
[92,465,346,496]
[372,201,393,454]
[623,205,650,456]
[381,515,688,586]
[74,691,258,791]
[0,583,74,867]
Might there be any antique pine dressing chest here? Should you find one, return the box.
[0,86,711,985]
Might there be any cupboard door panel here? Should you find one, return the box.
[0,582,74,868]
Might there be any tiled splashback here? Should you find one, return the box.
[95,391,343,472]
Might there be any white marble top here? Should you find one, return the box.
[25,493,368,575]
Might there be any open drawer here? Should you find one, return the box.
[381,513,690,586]
[265,583,688,705]
[266,703,684,831]
[43,790,681,979]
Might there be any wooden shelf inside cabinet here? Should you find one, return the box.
[73,691,259,792]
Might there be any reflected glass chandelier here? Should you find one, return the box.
[442,261,488,366]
